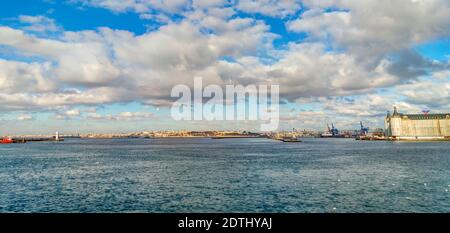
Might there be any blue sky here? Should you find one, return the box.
[0,0,449,134]
[0,1,146,33]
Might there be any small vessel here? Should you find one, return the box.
[279,137,302,143]
[270,129,302,142]
[320,123,346,138]
[273,134,302,142]
[1,137,14,144]
[320,132,333,137]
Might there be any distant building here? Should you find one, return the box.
[385,107,450,140]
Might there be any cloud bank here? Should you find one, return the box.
[0,0,449,132]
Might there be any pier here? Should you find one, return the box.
[211,135,264,139]
[9,132,65,143]
[11,137,64,142]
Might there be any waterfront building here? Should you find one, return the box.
[385,107,450,140]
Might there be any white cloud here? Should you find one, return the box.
[0,15,273,111]
[432,69,450,80]
[236,0,302,18]
[288,0,450,59]
[86,111,155,121]
[0,59,54,94]
[18,15,60,32]
[65,109,81,117]
[75,0,300,18]
[17,114,33,121]
[0,22,436,113]
[193,0,228,9]
[0,27,121,87]
[397,79,450,109]
[323,95,394,118]
[76,0,187,13]
[0,1,449,129]
[213,43,399,100]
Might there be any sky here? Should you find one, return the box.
[0,0,449,134]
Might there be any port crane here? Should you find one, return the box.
[329,123,339,136]
[322,123,342,137]
[360,121,369,136]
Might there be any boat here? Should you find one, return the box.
[320,123,346,138]
[272,135,302,142]
[279,137,302,142]
[320,132,333,137]
[211,135,262,139]
[270,129,303,142]
[1,137,14,144]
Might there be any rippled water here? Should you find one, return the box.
[0,138,449,212]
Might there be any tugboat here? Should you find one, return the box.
[1,137,14,144]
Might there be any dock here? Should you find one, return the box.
[12,137,64,142]
[211,136,264,139]
[11,132,64,143]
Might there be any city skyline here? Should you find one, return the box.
[1,0,450,134]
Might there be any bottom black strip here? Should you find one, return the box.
[0,213,447,232]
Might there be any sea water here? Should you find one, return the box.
[0,138,448,212]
